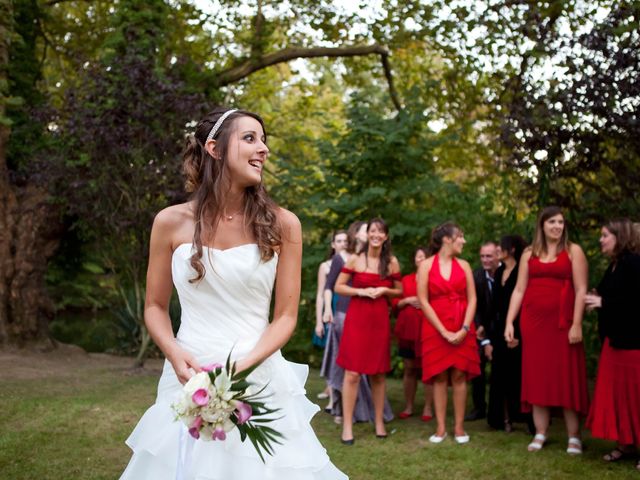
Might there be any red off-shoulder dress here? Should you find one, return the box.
[336,268,401,375]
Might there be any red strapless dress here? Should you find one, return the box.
[336,268,400,375]
[520,250,589,414]
[420,256,480,383]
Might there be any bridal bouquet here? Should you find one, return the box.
[171,353,283,462]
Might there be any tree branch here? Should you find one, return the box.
[213,44,402,112]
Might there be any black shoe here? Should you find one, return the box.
[376,434,388,439]
[464,410,486,421]
[341,437,355,445]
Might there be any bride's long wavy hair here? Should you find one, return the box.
[183,107,281,282]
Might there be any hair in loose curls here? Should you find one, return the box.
[603,218,640,260]
[531,206,570,257]
[363,218,393,278]
[428,221,461,255]
[183,107,281,282]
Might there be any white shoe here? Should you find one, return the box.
[454,433,470,444]
[528,433,547,452]
[429,432,447,444]
[317,392,329,400]
[567,437,582,455]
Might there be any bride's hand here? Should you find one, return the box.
[167,347,201,385]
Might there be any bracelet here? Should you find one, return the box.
[462,325,470,332]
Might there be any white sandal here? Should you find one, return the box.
[527,433,546,452]
[567,437,582,455]
[429,432,447,444]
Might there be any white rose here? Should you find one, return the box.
[183,372,212,398]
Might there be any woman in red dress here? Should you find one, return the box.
[417,222,480,444]
[585,218,640,472]
[505,206,589,454]
[335,218,402,444]
[393,246,434,421]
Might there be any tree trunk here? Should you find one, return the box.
[0,185,61,349]
[0,0,61,350]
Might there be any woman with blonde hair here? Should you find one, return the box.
[505,206,589,455]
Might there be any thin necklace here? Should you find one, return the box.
[223,209,243,221]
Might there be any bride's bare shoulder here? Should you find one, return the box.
[153,202,195,237]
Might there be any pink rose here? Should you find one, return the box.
[212,426,226,441]
[234,401,252,424]
[192,388,209,406]
[201,363,223,372]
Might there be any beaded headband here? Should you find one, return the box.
[205,109,238,142]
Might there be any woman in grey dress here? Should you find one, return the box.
[320,221,393,424]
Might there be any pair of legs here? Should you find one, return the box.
[400,358,433,417]
[432,368,467,437]
[528,405,581,451]
[341,370,386,440]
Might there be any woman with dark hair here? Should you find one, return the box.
[320,222,393,426]
[505,206,589,455]
[585,219,640,472]
[120,108,347,479]
[393,246,434,421]
[417,222,480,444]
[486,235,532,433]
[335,218,402,444]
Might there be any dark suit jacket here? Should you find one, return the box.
[473,267,494,330]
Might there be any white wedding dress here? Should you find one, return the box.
[121,243,348,479]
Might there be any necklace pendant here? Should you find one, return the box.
[226,215,233,220]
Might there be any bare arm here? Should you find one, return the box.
[144,208,201,384]
[235,209,302,372]
[382,257,403,298]
[315,262,328,336]
[504,250,531,343]
[448,260,476,345]
[568,243,588,344]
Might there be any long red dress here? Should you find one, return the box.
[392,273,425,358]
[520,250,589,414]
[420,255,480,383]
[336,268,400,375]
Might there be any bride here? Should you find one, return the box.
[120,107,348,479]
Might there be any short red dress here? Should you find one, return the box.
[420,255,480,383]
[336,268,401,375]
[392,273,425,359]
[520,250,589,414]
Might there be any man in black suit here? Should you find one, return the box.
[466,241,500,421]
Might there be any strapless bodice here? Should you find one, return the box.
[171,243,278,357]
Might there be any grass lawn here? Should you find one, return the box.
[0,349,637,480]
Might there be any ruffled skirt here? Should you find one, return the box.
[120,349,348,479]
